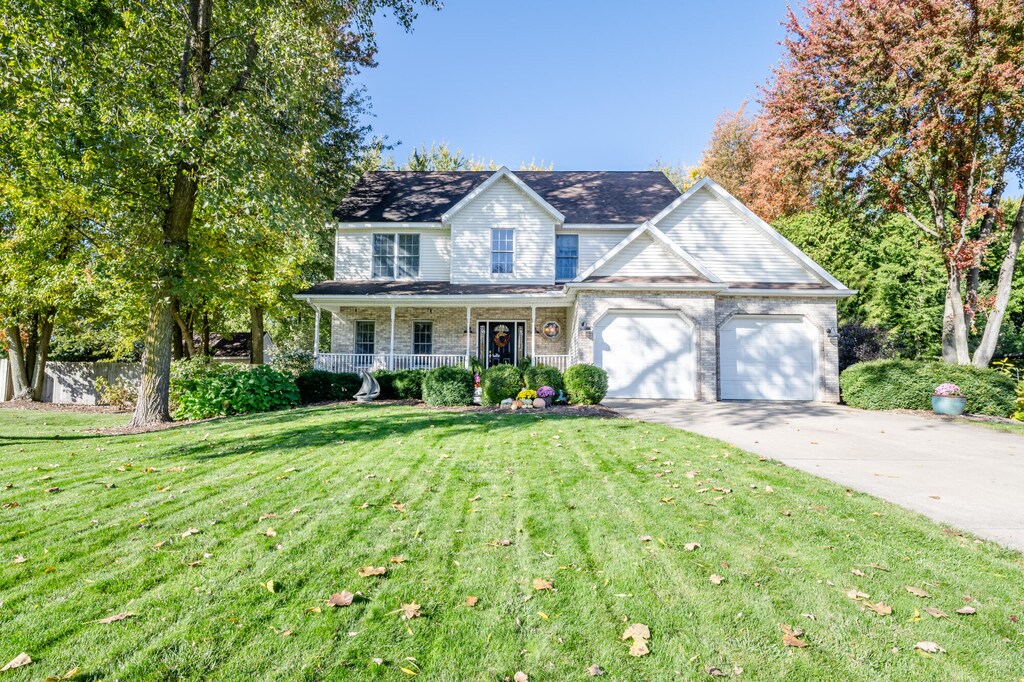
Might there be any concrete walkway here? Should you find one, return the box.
[605,400,1024,553]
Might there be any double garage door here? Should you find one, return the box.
[594,313,819,401]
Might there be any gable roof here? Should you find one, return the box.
[441,167,564,223]
[650,177,848,290]
[574,222,722,283]
[334,170,681,224]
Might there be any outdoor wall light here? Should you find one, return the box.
[826,327,840,339]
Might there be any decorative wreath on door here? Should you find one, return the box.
[492,324,511,348]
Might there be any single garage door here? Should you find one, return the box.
[720,317,818,400]
[594,312,695,399]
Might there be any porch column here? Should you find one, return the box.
[389,305,396,370]
[530,305,537,360]
[465,306,472,369]
[311,302,321,367]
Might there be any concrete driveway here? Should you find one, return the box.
[605,400,1024,553]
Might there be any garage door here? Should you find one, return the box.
[594,312,695,399]
[719,317,818,400]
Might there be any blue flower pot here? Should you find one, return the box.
[931,395,966,416]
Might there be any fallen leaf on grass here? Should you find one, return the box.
[400,668,418,676]
[390,555,406,564]
[866,602,892,616]
[391,502,407,513]
[587,664,605,676]
[259,528,277,538]
[514,673,528,682]
[532,578,553,591]
[42,665,79,681]
[705,665,726,676]
[181,528,199,538]
[468,495,481,502]
[262,580,276,593]
[684,542,701,551]
[1,501,19,509]
[306,606,322,614]
[783,634,808,648]
[639,535,652,542]
[485,538,513,547]
[92,612,135,624]
[395,602,421,620]
[259,513,277,521]
[779,623,804,637]
[621,623,651,656]
[914,641,945,654]
[327,591,354,607]
[358,566,386,577]
[906,586,931,598]
[465,596,479,607]
[847,589,870,600]
[851,569,866,577]
[924,607,948,618]
[12,555,26,564]
[956,606,976,615]
[709,574,724,585]
[0,653,31,672]
[869,563,889,572]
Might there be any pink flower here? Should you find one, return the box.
[934,383,963,397]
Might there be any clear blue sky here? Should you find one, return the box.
[354,0,791,170]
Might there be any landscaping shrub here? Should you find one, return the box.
[295,370,361,404]
[422,365,474,407]
[523,363,563,395]
[94,377,137,411]
[838,321,895,373]
[392,369,426,400]
[372,369,425,400]
[481,364,523,405]
[270,348,314,377]
[839,359,1016,417]
[171,360,300,420]
[563,363,608,405]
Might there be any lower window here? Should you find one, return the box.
[413,321,433,355]
[355,320,375,355]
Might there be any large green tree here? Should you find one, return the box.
[3,0,436,424]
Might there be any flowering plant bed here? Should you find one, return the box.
[933,383,964,397]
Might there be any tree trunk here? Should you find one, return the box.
[171,297,184,360]
[941,288,958,363]
[944,269,971,364]
[250,306,264,364]
[5,324,32,400]
[966,180,1006,324]
[130,163,198,427]
[972,200,1024,367]
[29,308,55,401]
[202,312,210,357]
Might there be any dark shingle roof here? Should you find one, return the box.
[297,280,565,297]
[334,171,681,224]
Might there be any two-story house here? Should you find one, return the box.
[297,167,854,401]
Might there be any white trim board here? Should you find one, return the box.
[441,166,565,223]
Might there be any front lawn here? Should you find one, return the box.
[1,405,1023,680]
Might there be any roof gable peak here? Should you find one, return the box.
[440,166,565,223]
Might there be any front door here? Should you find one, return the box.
[487,322,515,367]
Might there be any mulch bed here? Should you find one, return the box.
[0,400,125,414]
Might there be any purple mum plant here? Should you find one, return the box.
[933,383,963,397]
[536,385,555,398]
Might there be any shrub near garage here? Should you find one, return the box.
[422,365,474,407]
[481,364,523,405]
[564,363,608,405]
[839,359,1016,417]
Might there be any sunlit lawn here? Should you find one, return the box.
[1,404,1023,680]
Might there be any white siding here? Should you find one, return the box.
[561,229,631,273]
[334,228,450,281]
[449,176,556,284]
[590,234,698,278]
[658,187,819,283]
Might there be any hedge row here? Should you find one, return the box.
[839,359,1016,417]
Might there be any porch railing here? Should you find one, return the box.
[314,353,466,373]
[533,355,571,371]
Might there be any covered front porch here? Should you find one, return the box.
[311,303,573,373]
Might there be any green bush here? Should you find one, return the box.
[481,364,523,406]
[563,363,608,405]
[839,359,1017,417]
[373,369,426,400]
[295,370,361,404]
[523,364,563,395]
[171,360,300,420]
[422,365,474,407]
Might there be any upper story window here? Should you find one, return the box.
[372,233,419,279]
[555,234,579,280]
[491,228,514,274]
